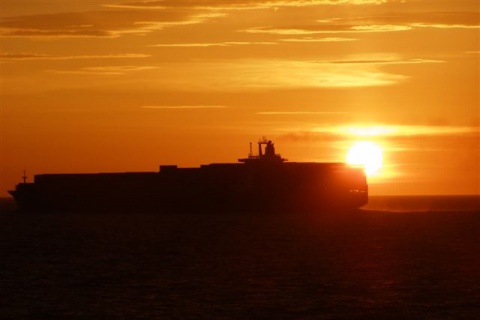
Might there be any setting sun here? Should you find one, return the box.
[346,141,383,177]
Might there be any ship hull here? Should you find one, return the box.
[9,162,368,213]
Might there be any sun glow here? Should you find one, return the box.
[346,141,383,176]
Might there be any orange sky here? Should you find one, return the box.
[1,0,479,196]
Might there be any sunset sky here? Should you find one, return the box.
[1,0,479,196]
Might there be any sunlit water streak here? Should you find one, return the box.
[0,196,478,318]
[363,195,480,213]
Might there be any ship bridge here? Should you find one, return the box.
[238,138,286,164]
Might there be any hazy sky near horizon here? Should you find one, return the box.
[1,0,479,196]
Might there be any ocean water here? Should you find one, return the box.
[0,196,479,319]
[363,195,480,213]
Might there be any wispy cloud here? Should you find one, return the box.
[47,65,158,75]
[410,23,480,30]
[328,125,479,137]
[0,10,225,39]
[242,25,411,35]
[0,52,150,60]
[328,55,444,65]
[105,0,389,11]
[1,52,50,60]
[150,41,275,47]
[256,111,348,115]
[138,57,443,90]
[104,2,167,10]
[142,105,229,109]
[159,59,410,89]
[280,37,358,42]
[350,25,412,32]
[4,2,475,41]
[132,12,226,31]
[279,125,480,145]
[243,27,325,35]
[242,12,479,35]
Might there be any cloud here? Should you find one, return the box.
[0,9,225,38]
[119,55,440,91]
[350,25,412,32]
[410,23,480,29]
[105,0,389,10]
[332,125,479,137]
[257,111,348,115]
[243,27,324,35]
[341,12,480,30]
[280,37,358,42]
[241,25,412,35]
[104,2,167,9]
[150,41,275,47]
[4,2,475,41]
[47,65,158,75]
[242,24,411,35]
[145,58,416,90]
[241,12,479,35]
[327,54,445,65]
[278,125,479,146]
[142,105,229,109]
[0,52,150,60]
[0,52,50,60]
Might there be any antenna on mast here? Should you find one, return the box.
[22,170,27,183]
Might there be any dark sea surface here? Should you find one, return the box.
[0,196,479,319]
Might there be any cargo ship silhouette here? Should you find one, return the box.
[9,138,368,213]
